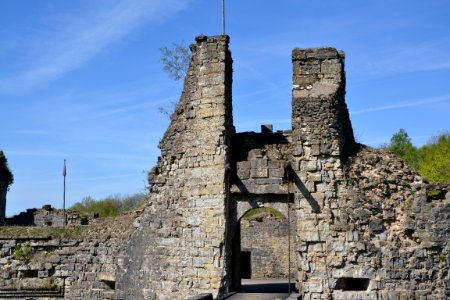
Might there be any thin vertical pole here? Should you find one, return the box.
[222,0,225,35]
[63,159,66,226]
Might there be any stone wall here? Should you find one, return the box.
[116,35,234,300]
[240,216,296,279]
[0,36,448,300]
[113,40,449,299]
[231,130,291,195]
[6,205,98,227]
[330,146,450,300]
[0,214,135,300]
[0,237,117,299]
[289,47,450,299]
[290,47,352,298]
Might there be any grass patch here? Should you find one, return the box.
[13,243,32,262]
[347,178,356,186]
[427,189,445,200]
[0,226,86,240]
[0,213,136,240]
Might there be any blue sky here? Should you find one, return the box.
[1,0,449,216]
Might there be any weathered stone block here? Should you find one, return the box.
[251,168,269,178]
[251,158,268,168]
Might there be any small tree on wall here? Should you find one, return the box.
[159,42,190,81]
[158,42,191,117]
[0,151,14,189]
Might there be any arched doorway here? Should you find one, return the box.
[230,204,296,293]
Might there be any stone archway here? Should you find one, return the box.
[229,197,296,293]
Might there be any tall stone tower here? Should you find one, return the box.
[290,48,355,297]
[116,35,233,299]
[291,47,353,158]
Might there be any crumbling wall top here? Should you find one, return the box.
[292,47,345,60]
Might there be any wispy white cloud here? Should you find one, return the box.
[354,40,450,76]
[7,150,149,161]
[351,94,450,115]
[0,0,193,93]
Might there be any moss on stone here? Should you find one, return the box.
[242,207,285,220]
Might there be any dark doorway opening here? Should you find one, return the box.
[241,251,251,279]
[336,277,370,291]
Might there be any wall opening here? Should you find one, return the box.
[230,204,296,293]
[241,251,251,279]
[336,278,370,291]
[19,270,38,278]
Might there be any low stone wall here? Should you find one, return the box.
[6,205,98,227]
[0,214,135,299]
[241,216,296,279]
[0,237,118,299]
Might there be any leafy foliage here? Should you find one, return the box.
[69,193,146,218]
[159,43,190,81]
[389,129,421,169]
[13,243,32,262]
[158,43,191,117]
[417,132,450,183]
[388,129,449,183]
[0,150,14,188]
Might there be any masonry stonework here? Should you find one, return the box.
[116,35,234,300]
[0,214,135,299]
[0,35,449,300]
[240,216,296,279]
[6,205,98,227]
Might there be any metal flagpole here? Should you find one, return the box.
[222,0,225,35]
[63,159,66,226]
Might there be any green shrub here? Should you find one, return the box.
[0,151,13,188]
[388,130,449,183]
[13,243,32,262]
[70,193,146,218]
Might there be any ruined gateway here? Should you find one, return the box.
[116,35,450,299]
[1,35,449,299]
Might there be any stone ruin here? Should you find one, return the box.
[5,205,98,227]
[0,35,449,299]
[117,35,450,299]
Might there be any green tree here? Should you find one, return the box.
[159,42,190,81]
[158,42,191,116]
[387,130,450,183]
[388,129,420,169]
[0,151,14,189]
[418,132,450,183]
